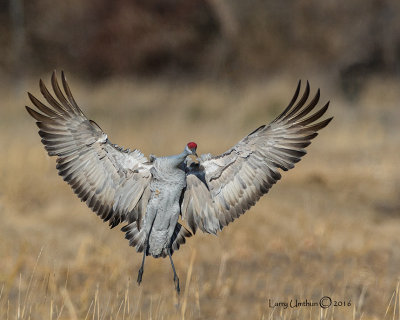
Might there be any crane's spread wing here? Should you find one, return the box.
[181,81,332,235]
[26,71,152,228]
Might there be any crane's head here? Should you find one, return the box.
[186,142,198,157]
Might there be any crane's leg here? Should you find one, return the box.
[137,247,146,285]
[168,248,180,294]
[137,207,157,286]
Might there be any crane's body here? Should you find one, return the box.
[26,72,332,294]
[135,150,194,290]
[146,152,188,257]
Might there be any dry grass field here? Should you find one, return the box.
[0,74,399,319]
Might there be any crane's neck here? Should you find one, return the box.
[172,147,190,166]
[153,147,191,169]
[168,148,191,167]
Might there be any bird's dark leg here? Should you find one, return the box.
[138,232,151,286]
[137,213,156,286]
[137,247,146,286]
[168,248,180,294]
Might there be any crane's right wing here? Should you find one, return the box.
[181,81,332,235]
[26,71,152,228]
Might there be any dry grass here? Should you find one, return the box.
[0,74,400,319]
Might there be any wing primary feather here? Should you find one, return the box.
[25,106,51,122]
[51,71,75,112]
[289,89,320,122]
[273,80,301,122]
[295,101,329,127]
[284,81,310,120]
[36,121,68,134]
[28,92,61,118]
[61,71,83,115]
[299,116,333,133]
[280,141,310,149]
[274,147,306,158]
[282,133,318,141]
[39,79,68,114]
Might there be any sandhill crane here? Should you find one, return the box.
[26,72,332,293]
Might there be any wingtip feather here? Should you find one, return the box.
[25,106,48,122]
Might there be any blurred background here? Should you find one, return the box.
[0,0,400,319]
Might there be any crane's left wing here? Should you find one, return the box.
[26,71,152,229]
[181,81,332,234]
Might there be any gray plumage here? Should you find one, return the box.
[26,71,332,293]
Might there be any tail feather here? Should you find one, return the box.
[121,222,192,257]
[122,222,146,252]
[170,223,192,254]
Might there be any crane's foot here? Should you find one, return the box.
[173,274,180,294]
[137,266,144,286]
